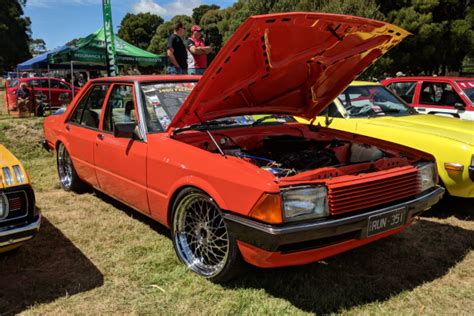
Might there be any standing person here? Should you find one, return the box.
[166,22,188,74]
[186,25,213,75]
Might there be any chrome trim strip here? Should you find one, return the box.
[0,215,41,247]
[134,80,148,143]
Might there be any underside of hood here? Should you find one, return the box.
[170,12,409,129]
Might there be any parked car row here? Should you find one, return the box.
[6,13,471,284]
[4,77,78,115]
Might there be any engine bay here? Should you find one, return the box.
[172,124,419,179]
[222,135,387,177]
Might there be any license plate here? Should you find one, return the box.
[367,207,406,237]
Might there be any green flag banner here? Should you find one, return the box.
[102,0,118,76]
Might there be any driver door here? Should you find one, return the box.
[94,83,149,214]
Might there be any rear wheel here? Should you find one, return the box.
[171,188,245,283]
[57,143,84,192]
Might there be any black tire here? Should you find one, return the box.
[56,142,85,192]
[171,187,246,283]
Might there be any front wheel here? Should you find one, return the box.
[171,188,245,283]
[56,143,84,192]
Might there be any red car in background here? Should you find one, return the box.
[382,76,474,121]
[4,77,79,114]
[43,13,444,282]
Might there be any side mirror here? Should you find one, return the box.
[114,122,142,140]
[454,102,465,110]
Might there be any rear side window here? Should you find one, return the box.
[70,84,109,129]
[387,81,416,103]
[420,82,463,106]
[50,80,70,90]
[103,85,136,132]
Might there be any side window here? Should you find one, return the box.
[58,81,70,90]
[387,82,416,103]
[103,85,136,132]
[420,82,463,106]
[69,84,109,128]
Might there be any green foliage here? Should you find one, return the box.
[29,38,47,56]
[143,0,472,77]
[200,10,225,62]
[319,0,384,20]
[380,0,474,75]
[0,0,32,72]
[192,4,220,25]
[148,21,173,55]
[148,16,193,56]
[118,13,164,50]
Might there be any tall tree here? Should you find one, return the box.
[0,0,31,72]
[148,15,193,55]
[29,38,47,56]
[381,0,474,75]
[118,13,164,49]
[192,4,220,25]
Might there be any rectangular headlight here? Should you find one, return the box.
[12,165,25,184]
[2,167,14,186]
[282,186,328,222]
[416,162,436,192]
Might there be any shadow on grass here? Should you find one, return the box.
[87,190,473,313]
[225,219,474,314]
[0,216,103,314]
[424,195,473,220]
[94,190,171,239]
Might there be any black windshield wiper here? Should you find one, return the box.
[172,119,238,135]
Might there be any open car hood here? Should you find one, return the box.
[169,12,409,129]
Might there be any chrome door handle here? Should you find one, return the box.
[97,133,104,140]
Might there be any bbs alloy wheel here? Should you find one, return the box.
[171,188,244,283]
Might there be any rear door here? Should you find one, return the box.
[65,84,110,187]
[414,81,465,118]
[50,79,73,108]
[94,83,149,213]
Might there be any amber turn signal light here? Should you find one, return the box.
[444,163,464,172]
[249,193,283,224]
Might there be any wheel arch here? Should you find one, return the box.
[166,177,228,227]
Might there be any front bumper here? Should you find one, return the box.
[0,215,41,248]
[224,186,444,254]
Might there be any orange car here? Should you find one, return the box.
[43,13,444,282]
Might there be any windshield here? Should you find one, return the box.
[8,79,18,88]
[141,81,293,132]
[337,85,414,117]
[456,81,474,104]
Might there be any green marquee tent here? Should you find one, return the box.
[48,27,164,67]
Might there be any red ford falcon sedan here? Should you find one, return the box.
[43,13,444,282]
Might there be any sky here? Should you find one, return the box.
[24,0,235,50]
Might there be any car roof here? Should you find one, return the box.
[89,75,202,83]
[20,77,64,81]
[385,76,474,81]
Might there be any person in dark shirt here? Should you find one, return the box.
[167,22,188,74]
[16,82,31,114]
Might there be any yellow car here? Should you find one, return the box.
[0,144,40,253]
[297,81,474,198]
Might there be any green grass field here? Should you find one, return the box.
[0,91,473,314]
